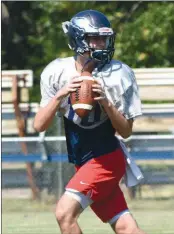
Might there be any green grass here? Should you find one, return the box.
[2,198,174,234]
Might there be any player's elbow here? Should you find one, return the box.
[34,125,45,133]
[33,115,46,132]
[33,121,45,132]
[120,127,132,139]
[121,131,132,139]
[121,119,133,138]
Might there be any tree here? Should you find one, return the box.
[1,2,10,50]
[2,1,174,101]
[116,2,174,68]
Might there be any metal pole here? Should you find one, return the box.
[56,115,64,199]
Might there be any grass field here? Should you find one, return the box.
[2,198,174,234]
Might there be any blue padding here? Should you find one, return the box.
[2,113,35,119]
[1,151,174,163]
[1,154,68,162]
[130,151,174,160]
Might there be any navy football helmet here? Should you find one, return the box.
[62,10,116,69]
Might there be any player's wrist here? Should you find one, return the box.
[55,88,68,100]
[55,91,65,101]
[99,98,111,107]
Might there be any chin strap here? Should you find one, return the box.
[81,58,93,73]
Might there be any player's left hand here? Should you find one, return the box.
[92,80,107,101]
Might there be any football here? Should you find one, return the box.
[70,71,97,118]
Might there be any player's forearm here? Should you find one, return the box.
[100,99,132,139]
[34,95,63,132]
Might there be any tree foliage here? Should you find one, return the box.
[2,1,174,101]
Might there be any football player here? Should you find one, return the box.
[34,9,146,234]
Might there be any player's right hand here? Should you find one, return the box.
[56,76,83,98]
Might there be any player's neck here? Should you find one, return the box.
[75,55,88,72]
[75,59,83,74]
[75,55,97,74]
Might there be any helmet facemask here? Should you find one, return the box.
[86,34,116,69]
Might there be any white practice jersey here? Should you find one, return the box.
[40,56,142,129]
[40,56,142,165]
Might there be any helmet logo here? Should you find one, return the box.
[99,27,113,34]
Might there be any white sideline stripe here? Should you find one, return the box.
[80,76,94,81]
[72,104,93,110]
